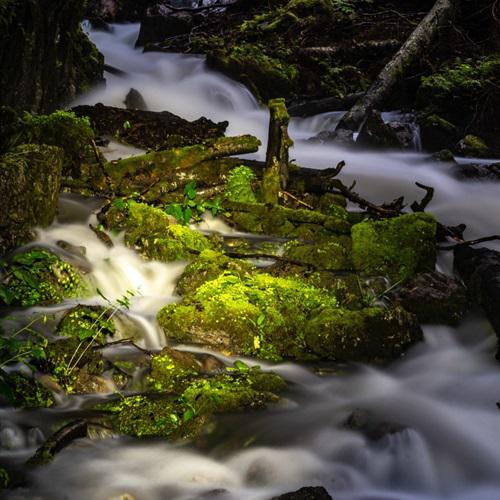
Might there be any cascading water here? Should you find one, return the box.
[4,23,500,500]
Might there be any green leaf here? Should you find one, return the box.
[77,328,95,341]
[113,198,128,211]
[0,286,14,305]
[182,405,196,422]
[183,207,192,225]
[165,204,185,224]
[234,360,249,372]
[184,181,197,200]
[257,313,266,327]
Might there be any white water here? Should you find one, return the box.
[4,23,500,500]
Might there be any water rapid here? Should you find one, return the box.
[3,23,500,500]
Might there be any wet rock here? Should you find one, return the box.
[136,13,193,47]
[344,408,405,441]
[456,135,491,158]
[101,202,218,262]
[0,372,55,409]
[356,109,405,149]
[56,240,87,257]
[0,249,86,307]
[454,246,500,358]
[433,149,456,162]
[270,486,332,500]
[124,88,148,111]
[351,212,437,283]
[73,103,227,151]
[389,271,467,324]
[450,162,500,181]
[0,144,63,253]
[158,272,422,363]
[419,114,459,152]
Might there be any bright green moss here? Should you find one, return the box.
[158,272,338,361]
[176,249,255,295]
[104,202,217,262]
[284,237,352,270]
[22,110,96,176]
[56,305,115,343]
[2,373,54,409]
[458,134,489,157]
[99,365,285,439]
[147,347,200,392]
[0,249,86,307]
[224,165,257,203]
[351,212,437,283]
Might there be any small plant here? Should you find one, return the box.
[165,181,224,225]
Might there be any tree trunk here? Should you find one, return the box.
[263,98,293,203]
[332,0,457,140]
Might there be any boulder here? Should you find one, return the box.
[389,271,467,324]
[356,109,405,149]
[351,212,437,283]
[456,135,491,158]
[136,13,193,47]
[270,486,332,500]
[0,145,63,253]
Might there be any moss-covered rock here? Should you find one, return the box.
[0,144,63,253]
[159,272,339,361]
[351,213,437,283]
[207,43,299,102]
[419,114,460,152]
[98,365,285,439]
[56,305,116,343]
[21,110,97,176]
[304,305,422,362]
[0,372,54,409]
[102,201,217,262]
[176,249,255,295]
[456,135,490,158]
[0,249,86,307]
[0,467,9,489]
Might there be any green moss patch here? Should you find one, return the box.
[351,212,437,283]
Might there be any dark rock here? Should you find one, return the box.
[136,13,193,47]
[124,88,148,111]
[72,103,228,150]
[433,149,456,162]
[419,114,460,152]
[456,134,491,158]
[450,162,500,181]
[356,110,405,149]
[454,246,500,357]
[0,0,104,113]
[271,486,332,500]
[344,408,405,441]
[389,271,468,324]
[0,145,63,254]
[89,18,114,32]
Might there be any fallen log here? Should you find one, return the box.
[72,103,228,151]
[331,0,457,140]
[288,92,364,117]
[297,40,401,58]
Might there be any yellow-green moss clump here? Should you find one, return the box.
[283,237,352,270]
[1,372,54,409]
[0,249,86,307]
[351,212,437,283]
[56,305,115,343]
[98,364,285,439]
[224,165,257,203]
[176,249,255,295]
[102,201,217,261]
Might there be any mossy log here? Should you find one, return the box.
[332,0,457,139]
[73,103,228,150]
[263,98,293,203]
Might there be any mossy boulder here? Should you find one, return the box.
[0,372,54,409]
[419,114,460,152]
[176,249,255,295]
[21,110,97,176]
[102,201,218,262]
[0,144,63,253]
[456,135,490,158]
[56,305,116,343]
[304,305,422,362]
[159,273,338,361]
[98,364,285,439]
[0,249,86,307]
[351,212,437,283]
[207,43,299,102]
[158,272,420,362]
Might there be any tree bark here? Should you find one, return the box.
[332,0,457,139]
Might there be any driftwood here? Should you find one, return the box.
[297,40,401,58]
[331,0,456,140]
[27,420,88,466]
[288,92,364,118]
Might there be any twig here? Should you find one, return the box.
[162,1,236,12]
[280,191,314,210]
[439,235,500,251]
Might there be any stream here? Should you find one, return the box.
[3,23,500,500]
